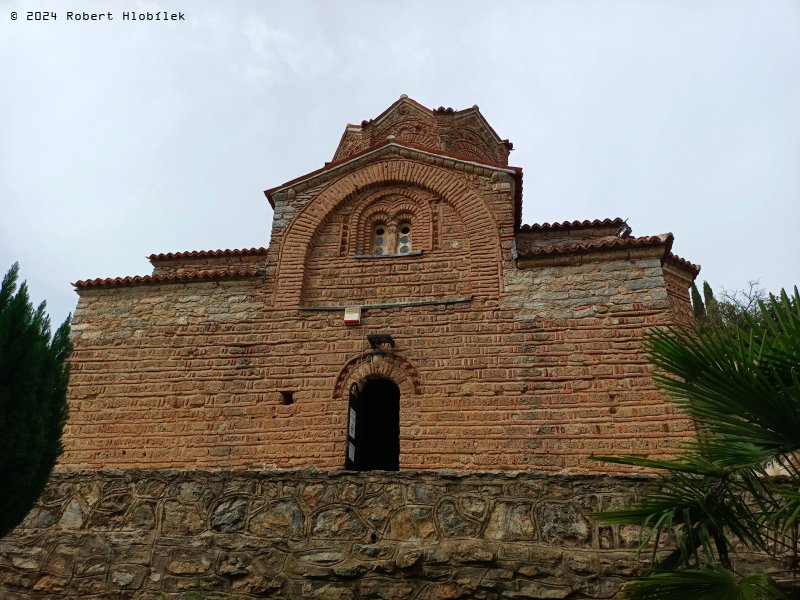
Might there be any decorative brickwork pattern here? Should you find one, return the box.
[516,220,626,251]
[333,351,423,399]
[272,157,504,309]
[62,256,695,472]
[662,262,696,328]
[148,248,267,277]
[347,188,433,256]
[332,97,511,167]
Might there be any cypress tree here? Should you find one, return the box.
[690,282,706,320]
[0,263,71,537]
[703,281,721,326]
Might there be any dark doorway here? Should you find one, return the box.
[346,378,400,471]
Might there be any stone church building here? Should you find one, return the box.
[1,98,710,599]
[62,96,699,474]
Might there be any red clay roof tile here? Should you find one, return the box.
[517,234,673,259]
[148,247,267,261]
[73,268,261,289]
[518,218,626,232]
[664,252,701,277]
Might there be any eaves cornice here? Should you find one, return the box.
[264,141,518,209]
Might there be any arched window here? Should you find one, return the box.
[346,377,400,471]
[372,223,387,256]
[349,191,429,257]
[369,219,412,256]
[397,222,412,254]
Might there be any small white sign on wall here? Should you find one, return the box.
[349,408,356,438]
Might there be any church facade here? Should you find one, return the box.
[63,97,699,474]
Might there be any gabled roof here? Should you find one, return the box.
[264,97,526,228]
[331,95,513,166]
[370,95,432,127]
[367,95,511,150]
[264,138,521,206]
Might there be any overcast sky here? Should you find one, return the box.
[2,0,798,327]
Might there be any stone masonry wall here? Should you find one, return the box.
[63,137,696,473]
[62,254,693,472]
[0,470,657,599]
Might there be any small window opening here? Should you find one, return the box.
[397,222,412,254]
[280,391,294,405]
[369,219,413,256]
[372,223,387,256]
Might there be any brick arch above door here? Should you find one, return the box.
[332,351,422,400]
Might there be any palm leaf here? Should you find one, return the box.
[618,566,785,600]
[594,288,800,575]
[646,289,800,453]
[593,465,771,568]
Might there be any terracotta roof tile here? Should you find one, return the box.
[518,218,626,232]
[664,252,701,277]
[148,247,267,261]
[517,234,673,259]
[73,268,261,289]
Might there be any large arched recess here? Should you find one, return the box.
[271,157,503,308]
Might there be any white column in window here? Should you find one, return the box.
[386,224,399,255]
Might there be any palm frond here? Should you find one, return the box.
[593,466,771,568]
[594,289,800,573]
[618,566,785,600]
[591,453,732,476]
[645,288,800,454]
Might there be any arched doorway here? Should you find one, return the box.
[345,377,400,471]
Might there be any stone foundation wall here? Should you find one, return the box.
[0,470,656,599]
